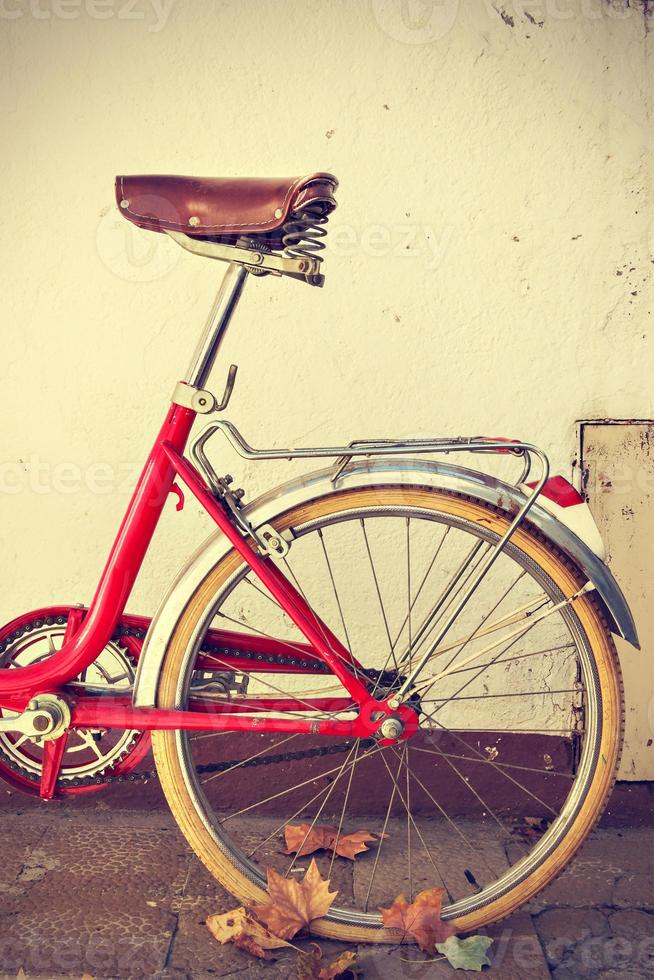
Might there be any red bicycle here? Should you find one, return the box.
[0,172,638,943]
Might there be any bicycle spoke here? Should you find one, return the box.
[390,524,450,653]
[360,518,398,672]
[437,570,526,675]
[200,732,301,786]
[425,727,585,734]
[284,742,359,877]
[363,748,404,912]
[316,528,356,671]
[283,552,350,663]
[188,730,240,742]
[216,610,315,659]
[396,539,491,667]
[423,739,509,837]
[417,614,555,715]
[419,707,561,817]
[410,583,590,699]
[410,745,575,779]
[198,641,353,718]
[219,742,386,822]
[410,605,554,699]
[377,746,449,895]
[371,527,483,693]
[445,642,575,676]
[243,551,334,659]
[245,756,359,861]
[328,739,360,879]
[406,742,413,900]
[395,748,506,885]
[406,518,413,675]
[422,687,581,703]
[380,591,552,680]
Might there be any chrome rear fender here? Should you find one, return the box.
[133,457,638,707]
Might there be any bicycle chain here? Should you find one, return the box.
[0,617,397,789]
[67,738,377,788]
[89,624,379,789]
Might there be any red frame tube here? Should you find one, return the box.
[164,444,370,704]
[0,401,383,732]
[0,404,195,698]
[68,698,360,737]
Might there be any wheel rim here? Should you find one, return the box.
[160,493,612,927]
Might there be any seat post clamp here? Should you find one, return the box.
[171,381,216,414]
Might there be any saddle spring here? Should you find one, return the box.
[282,201,330,265]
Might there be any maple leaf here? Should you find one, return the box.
[284,823,381,860]
[251,859,338,940]
[379,887,456,951]
[436,934,494,971]
[295,943,360,979]
[206,906,290,959]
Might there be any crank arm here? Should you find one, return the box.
[0,694,71,740]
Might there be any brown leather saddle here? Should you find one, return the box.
[115,172,338,249]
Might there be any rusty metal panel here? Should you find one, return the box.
[581,421,654,781]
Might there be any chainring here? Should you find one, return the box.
[0,614,150,796]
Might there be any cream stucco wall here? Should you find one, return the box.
[0,1,652,776]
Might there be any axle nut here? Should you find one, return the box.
[379,716,404,740]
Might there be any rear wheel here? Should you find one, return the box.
[152,487,623,942]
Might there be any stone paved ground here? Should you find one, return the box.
[0,803,652,980]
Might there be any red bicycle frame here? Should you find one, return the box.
[0,400,382,721]
[0,262,414,808]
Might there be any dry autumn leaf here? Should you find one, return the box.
[284,823,382,860]
[511,815,551,843]
[379,887,456,951]
[321,948,360,978]
[206,906,290,959]
[295,945,324,979]
[252,858,338,940]
[295,943,360,979]
[436,934,494,971]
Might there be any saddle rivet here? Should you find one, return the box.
[274,208,283,219]
[188,216,201,227]
[120,199,129,209]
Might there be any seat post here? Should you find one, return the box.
[184,263,248,389]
